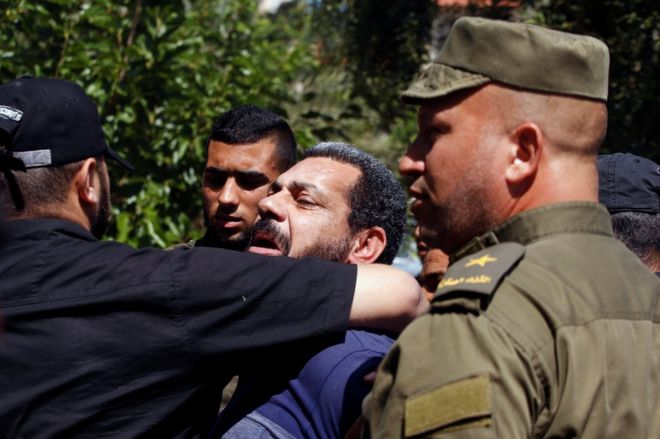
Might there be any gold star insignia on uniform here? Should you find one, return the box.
[465,254,497,268]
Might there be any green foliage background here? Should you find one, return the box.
[1,0,657,249]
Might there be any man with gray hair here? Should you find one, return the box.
[365,17,660,437]
[214,142,408,438]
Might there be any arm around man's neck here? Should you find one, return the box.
[349,264,428,333]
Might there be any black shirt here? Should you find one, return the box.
[0,219,356,438]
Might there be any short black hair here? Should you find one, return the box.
[303,142,407,264]
[610,211,659,268]
[209,105,297,172]
[0,160,84,217]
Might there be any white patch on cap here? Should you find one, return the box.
[0,105,23,122]
[13,149,52,167]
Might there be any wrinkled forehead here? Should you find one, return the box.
[277,157,361,201]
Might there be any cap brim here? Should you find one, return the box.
[400,63,491,104]
[105,146,134,172]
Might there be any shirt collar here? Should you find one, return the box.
[0,218,96,243]
[451,201,613,262]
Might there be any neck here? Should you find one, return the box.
[507,155,598,218]
[10,199,93,232]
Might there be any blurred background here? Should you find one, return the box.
[1,0,657,265]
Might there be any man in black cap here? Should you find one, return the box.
[0,76,426,438]
[598,152,660,274]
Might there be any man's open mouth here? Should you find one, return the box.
[250,231,281,251]
[248,221,290,256]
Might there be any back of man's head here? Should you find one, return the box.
[0,76,131,219]
[598,152,660,271]
[304,142,407,264]
[209,104,296,172]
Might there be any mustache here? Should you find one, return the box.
[253,219,291,255]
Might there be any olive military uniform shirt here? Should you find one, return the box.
[365,202,660,438]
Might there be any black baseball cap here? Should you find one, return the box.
[0,76,133,171]
[598,153,660,214]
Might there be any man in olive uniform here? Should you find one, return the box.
[364,17,660,437]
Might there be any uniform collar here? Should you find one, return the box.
[451,201,613,262]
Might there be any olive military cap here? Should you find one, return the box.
[401,17,610,103]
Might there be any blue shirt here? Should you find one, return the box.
[219,330,394,438]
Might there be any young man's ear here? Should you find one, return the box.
[504,122,543,186]
[74,157,101,206]
[346,227,387,264]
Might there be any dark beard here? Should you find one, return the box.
[299,238,352,263]
[254,219,352,262]
[90,177,111,239]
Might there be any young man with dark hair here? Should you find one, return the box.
[193,105,298,410]
[215,142,408,438]
[0,77,426,438]
[199,104,297,250]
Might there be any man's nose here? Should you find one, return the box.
[218,178,239,206]
[258,193,286,223]
[399,140,425,179]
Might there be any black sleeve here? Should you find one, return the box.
[169,247,357,359]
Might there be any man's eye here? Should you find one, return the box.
[204,173,227,189]
[297,197,317,207]
[237,176,268,190]
[428,124,450,140]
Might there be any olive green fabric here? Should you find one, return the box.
[401,17,610,104]
[404,374,492,437]
[365,202,660,438]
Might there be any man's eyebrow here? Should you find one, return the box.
[204,166,227,175]
[289,180,326,199]
[238,170,269,180]
[269,180,282,193]
[205,166,268,179]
